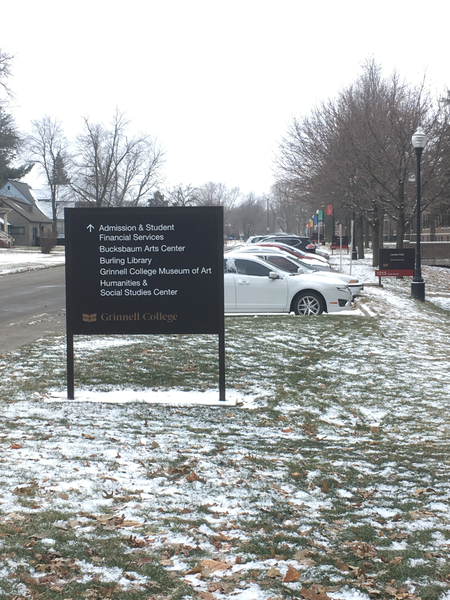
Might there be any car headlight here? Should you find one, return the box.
[336,285,351,294]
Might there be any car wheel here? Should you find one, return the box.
[292,291,325,316]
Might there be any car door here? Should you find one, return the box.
[224,257,237,310]
[232,258,289,312]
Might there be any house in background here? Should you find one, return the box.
[31,185,74,240]
[0,181,53,247]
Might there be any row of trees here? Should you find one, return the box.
[27,111,165,232]
[0,49,268,238]
[274,59,450,262]
[4,50,449,251]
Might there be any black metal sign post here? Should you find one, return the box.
[65,206,225,401]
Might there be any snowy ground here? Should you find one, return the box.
[0,246,65,275]
[1,246,450,600]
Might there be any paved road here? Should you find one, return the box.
[0,266,66,353]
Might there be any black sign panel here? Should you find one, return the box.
[331,235,349,247]
[65,207,224,335]
[376,248,415,277]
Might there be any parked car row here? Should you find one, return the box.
[223,236,363,315]
[224,253,353,315]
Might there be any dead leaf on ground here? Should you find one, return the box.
[186,471,206,483]
[198,559,230,572]
[159,558,174,567]
[301,585,331,599]
[133,557,152,567]
[283,564,301,582]
[266,566,282,578]
[13,482,39,496]
[294,548,316,567]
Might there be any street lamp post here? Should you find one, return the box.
[411,126,427,302]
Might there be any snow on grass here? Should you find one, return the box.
[0,247,450,598]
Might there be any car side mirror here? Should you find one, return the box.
[269,271,279,279]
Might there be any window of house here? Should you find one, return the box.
[10,227,25,235]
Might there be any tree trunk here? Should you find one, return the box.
[378,215,384,252]
[430,217,436,241]
[372,220,380,267]
[357,215,364,259]
[396,211,407,249]
[364,219,371,248]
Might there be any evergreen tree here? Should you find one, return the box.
[0,50,32,186]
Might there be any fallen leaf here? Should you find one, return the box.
[283,564,301,582]
[186,471,205,483]
[134,557,152,566]
[13,483,38,496]
[301,586,331,599]
[82,433,95,440]
[199,559,230,572]
[294,548,316,567]
[159,558,174,566]
[266,566,282,578]
[9,443,23,450]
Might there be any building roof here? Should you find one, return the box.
[0,194,52,224]
[0,181,38,205]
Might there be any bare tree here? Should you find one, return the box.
[28,116,70,232]
[164,184,198,206]
[231,193,266,239]
[70,110,165,208]
[0,49,14,100]
[194,182,241,210]
[270,181,312,234]
[275,59,450,263]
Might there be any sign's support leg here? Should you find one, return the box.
[67,333,75,399]
[219,331,226,401]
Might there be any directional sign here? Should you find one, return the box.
[375,248,415,277]
[65,206,225,400]
[65,207,224,335]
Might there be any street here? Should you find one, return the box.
[0,266,66,352]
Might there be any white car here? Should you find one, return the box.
[224,254,353,315]
[253,242,331,267]
[229,248,363,297]
[229,244,332,271]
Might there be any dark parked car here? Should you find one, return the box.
[260,235,317,254]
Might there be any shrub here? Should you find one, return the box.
[39,230,58,254]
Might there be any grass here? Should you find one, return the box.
[1,291,450,599]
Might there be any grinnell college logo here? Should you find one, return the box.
[82,313,97,323]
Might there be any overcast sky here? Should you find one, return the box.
[2,0,449,196]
